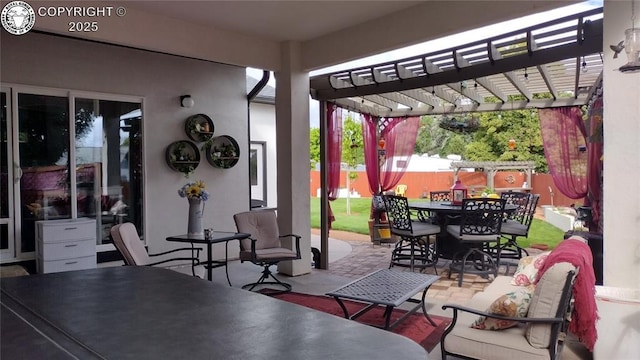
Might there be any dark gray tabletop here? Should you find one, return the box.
[1,267,428,360]
[166,231,250,244]
[409,200,517,214]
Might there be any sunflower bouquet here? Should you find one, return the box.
[178,180,210,201]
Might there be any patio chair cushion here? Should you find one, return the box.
[526,262,577,348]
[471,287,534,330]
[405,221,440,237]
[111,223,152,265]
[444,294,552,360]
[501,220,528,236]
[234,210,281,251]
[446,225,500,242]
[511,252,550,286]
[239,247,298,262]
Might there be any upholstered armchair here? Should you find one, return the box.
[440,262,578,360]
[233,210,301,294]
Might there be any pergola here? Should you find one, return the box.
[451,161,536,193]
[310,8,603,117]
[310,8,603,269]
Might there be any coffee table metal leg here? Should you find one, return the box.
[224,241,231,286]
[333,297,350,319]
[207,243,213,281]
[420,286,437,326]
[383,305,393,329]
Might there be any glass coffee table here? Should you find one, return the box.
[326,269,440,330]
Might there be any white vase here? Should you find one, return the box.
[187,198,204,236]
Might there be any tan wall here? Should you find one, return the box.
[310,170,580,207]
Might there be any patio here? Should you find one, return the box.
[1,0,636,289]
[1,1,639,358]
[0,223,611,359]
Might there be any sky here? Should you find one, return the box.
[246,0,603,128]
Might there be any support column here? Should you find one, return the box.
[602,0,640,288]
[275,41,311,276]
[319,101,329,269]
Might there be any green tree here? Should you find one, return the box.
[309,115,364,173]
[310,127,320,169]
[414,115,471,158]
[341,115,364,174]
[441,133,470,157]
[466,108,548,172]
[414,115,448,155]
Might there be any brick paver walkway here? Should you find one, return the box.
[313,230,511,305]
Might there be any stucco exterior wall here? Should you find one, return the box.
[602,0,640,288]
[249,102,278,209]
[1,32,249,259]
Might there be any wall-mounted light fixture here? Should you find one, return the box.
[508,138,516,151]
[180,95,195,108]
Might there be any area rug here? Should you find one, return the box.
[268,291,451,353]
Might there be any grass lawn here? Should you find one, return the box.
[311,197,566,250]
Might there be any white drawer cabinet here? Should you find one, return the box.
[36,218,97,274]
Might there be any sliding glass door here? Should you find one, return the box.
[17,92,71,254]
[73,97,143,245]
[1,85,144,262]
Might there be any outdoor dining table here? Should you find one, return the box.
[166,231,250,285]
[408,200,517,259]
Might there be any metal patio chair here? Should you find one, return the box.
[499,193,540,262]
[446,198,506,287]
[383,194,441,273]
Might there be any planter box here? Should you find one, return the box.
[542,205,575,232]
[368,219,395,245]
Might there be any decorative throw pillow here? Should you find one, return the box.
[471,287,534,330]
[511,251,551,286]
